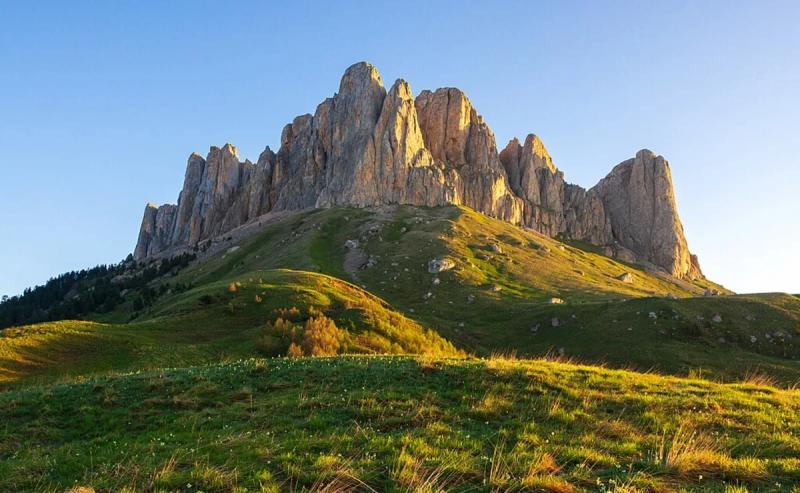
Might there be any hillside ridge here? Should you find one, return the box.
[134,61,701,279]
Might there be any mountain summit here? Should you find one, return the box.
[134,62,702,279]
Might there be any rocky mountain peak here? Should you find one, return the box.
[340,61,383,89]
[526,134,556,173]
[416,88,469,165]
[636,148,656,159]
[591,149,701,279]
[133,62,702,280]
[220,143,239,158]
[333,62,386,137]
[499,133,611,246]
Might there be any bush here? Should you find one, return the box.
[273,306,301,321]
[258,312,346,357]
[287,342,304,358]
[271,318,295,338]
[357,332,393,353]
[301,315,345,356]
[257,317,298,356]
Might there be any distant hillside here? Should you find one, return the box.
[0,269,460,388]
[3,205,799,387]
[0,253,194,329]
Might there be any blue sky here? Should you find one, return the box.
[1,1,798,296]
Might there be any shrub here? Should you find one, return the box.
[301,315,345,356]
[287,342,304,358]
[271,318,294,337]
[227,282,238,293]
[257,318,296,356]
[357,332,393,353]
[274,306,302,321]
[259,313,346,357]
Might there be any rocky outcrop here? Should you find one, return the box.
[370,80,443,205]
[415,88,522,223]
[591,149,701,279]
[133,203,177,260]
[499,135,611,244]
[170,152,205,245]
[267,64,442,211]
[133,62,702,280]
[163,143,277,253]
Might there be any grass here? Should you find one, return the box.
[175,205,725,301]
[1,355,798,491]
[0,269,460,388]
[140,204,799,383]
[4,205,799,386]
[2,204,799,491]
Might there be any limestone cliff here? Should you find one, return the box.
[133,203,177,260]
[591,149,702,279]
[133,62,702,280]
[499,135,611,244]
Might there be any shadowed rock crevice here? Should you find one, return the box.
[134,61,702,280]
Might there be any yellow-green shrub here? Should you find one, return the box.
[301,315,345,356]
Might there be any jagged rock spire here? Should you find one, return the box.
[134,203,176,260]
[133,62,702,280]
[499,135,612,245]
[591,149,702,279]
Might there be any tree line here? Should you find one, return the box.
[0,253,196,329]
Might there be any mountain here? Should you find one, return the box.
[6,161,800,490]
[7,204,800,390]
[10,61,798,387]
[134,62,701,280]
[4,204,799,491]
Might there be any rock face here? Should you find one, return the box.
[591,150,702,279]
[617,272,634,283]
[133,203,177,260]
[133,62,702,280]
[499,135,611,244]
[414,88,522,223]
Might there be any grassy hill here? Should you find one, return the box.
[0,270,460,389]
[2,205,799,386]
[168,205,724,300]
[132,205,800,382]
[1,355,798,492]
[1,204,800,491]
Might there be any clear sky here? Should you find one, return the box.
[1,1,798,296]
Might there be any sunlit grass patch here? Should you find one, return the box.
[0,355,798,491]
